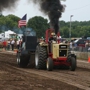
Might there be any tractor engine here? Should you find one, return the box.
[52,43,69,58]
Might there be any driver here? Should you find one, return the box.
[49,32,56,53]
[49,32,56,42]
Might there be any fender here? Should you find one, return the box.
[71,54,77,59]
[67,54,77,62]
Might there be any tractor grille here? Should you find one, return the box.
[59,45,68,57]
[59,45,67,49]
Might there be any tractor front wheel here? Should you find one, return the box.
[70,57,76,71]
[46,57,53,71]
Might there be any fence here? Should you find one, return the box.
[72,46,90,52]
[71,46,90,60]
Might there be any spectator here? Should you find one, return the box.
[88,40,90,52]
[7,39,10,50]
[85,40,89,48]
[16,40,20,49]
[85,40,89,51]
[74,42,77,47]
[69,41,73,50]
[19,38,22,47]
[2,40,7,50]
[88,40,90,47]
[11,39,15,51]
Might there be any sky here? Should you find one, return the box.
[2,0,90,22]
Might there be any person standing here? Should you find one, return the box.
[70,41,73,50]
[19,38,22,47]
[2,40,7,51]
[11,39,15,51]
[88,40,90,52]
[7,39,10,50]
[16,40,20,49]
[85,40,89,51]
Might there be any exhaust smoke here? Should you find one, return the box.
[0,0,66,35]
[0,0,18,12]
[29,0,65,34]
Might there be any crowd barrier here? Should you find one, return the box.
[72,46,90,52]
[71,46,90,61]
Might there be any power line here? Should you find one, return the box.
[67,4,90,11]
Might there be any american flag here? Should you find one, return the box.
[18,14,27,28]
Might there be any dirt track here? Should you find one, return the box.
[0,51,90,90]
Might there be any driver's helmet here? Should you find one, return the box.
[51,32,55,36]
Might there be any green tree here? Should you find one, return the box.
[5,14,20,29]
[60,26,69,38]
[0,14,20,32]
[27,16,49,38]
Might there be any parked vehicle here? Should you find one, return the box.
[74,39,88,47]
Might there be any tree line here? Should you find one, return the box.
[0,14,90,38]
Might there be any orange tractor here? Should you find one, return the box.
[35,28,77,71]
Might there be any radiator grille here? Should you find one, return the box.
[59,45,68,56]
[59,45,67,49]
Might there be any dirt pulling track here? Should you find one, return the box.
[0,51,90,90]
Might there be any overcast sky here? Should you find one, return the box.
[3,0,90,22]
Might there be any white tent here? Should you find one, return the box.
[4,30,16,39]
[0,33,4,38]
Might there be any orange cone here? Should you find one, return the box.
[88,57,90,63]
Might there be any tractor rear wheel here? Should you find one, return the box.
[46,57,53,71]
[70,57,76,71]
[35,45,48,69]
[17,53,30,68]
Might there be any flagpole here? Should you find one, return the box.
[26,14,27,28]
[18,14,27,48]
[25,14,27,49]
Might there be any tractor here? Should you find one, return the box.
[16,31,38,68]
[35,28,77,71]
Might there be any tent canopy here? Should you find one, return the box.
[5,30,16,35]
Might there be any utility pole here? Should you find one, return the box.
[0,6,2,16]
[69,15,73,40]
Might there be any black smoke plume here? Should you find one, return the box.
[30,0,65,34]
[0,0,18,12]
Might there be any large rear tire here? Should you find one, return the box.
[17,52,30,68]
[46,57,53,71]
[70,57,76,71]
[35,45,48,69]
